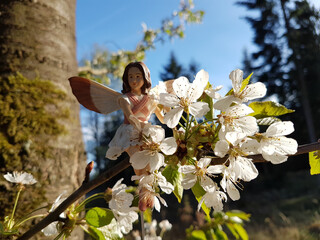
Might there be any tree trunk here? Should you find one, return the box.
[279,0,317,142]
[0,0,85,239]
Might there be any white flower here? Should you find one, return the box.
[109,178,134,211]
[97,218,123,240]
[4,171,37,185]
[219,166,241,201]
[205,84,223,100]
[258,121,298,164]
[214,132,259,181]
[112,208,139,234]
[130,125,177,172]
[42,193,67,236]
[213,69,267,110]
[145,219,158,236]
[179,157,219,191]
[108,179,138,234]
[160,70,210,128]
[132,172,174,194]
[159,220,172,231]
[213,133,259,200]
[218,104,258,139]
[198,184,227,212]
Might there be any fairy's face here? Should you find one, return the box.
[128,67,145,95]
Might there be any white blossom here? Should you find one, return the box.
[213,69,267,110]
[108,179,138,234]
[205,84,223,100]
[4,171,37,185]
[109,178,134,211]
[42,193,67,236]
[112,208,139,234]
[97,218,123,240]
[218,104,258,139]
[132,172,174,194]
[159,220,172,231]
[160,70,210,128]
[179,157,219,191]
[198,184,227,212]
[258,121,298,164]
[130,125,177,172]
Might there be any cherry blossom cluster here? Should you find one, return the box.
[129,68,298,214]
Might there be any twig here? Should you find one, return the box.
[18,158,130,240]
[210,141,320,165]
[18,141,320,240]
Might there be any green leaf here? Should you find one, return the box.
[226,223,239,239]
[309,151,320,175]
[249,101,294,119]
[226,72,253,96]
[162,164,183,202]
[87,226,106,240]
[86,207,114,227]
[202,83,214,120]
[190,230,207,240]
[240,72,253,92]
[214,228,228,240]
[233,223,249,240]
[191,182,211,218]
[226,211,251,221]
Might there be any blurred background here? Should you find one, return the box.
[0,0,319,239]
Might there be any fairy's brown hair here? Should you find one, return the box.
[122,62,152,94]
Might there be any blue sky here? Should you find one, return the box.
[76,0,319,152]
[76,0,319,91]
[76,0,255,91]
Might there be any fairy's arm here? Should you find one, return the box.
[154,106,164,124]
[118,97,142,130]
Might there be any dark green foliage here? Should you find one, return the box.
[238,0,320,144]
[160,51,200,81]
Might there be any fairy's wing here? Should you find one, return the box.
[69,76,121,114]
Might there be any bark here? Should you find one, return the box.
[0,0,85,239]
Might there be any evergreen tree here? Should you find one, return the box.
[160,51,199,81]
[238,0,320,143]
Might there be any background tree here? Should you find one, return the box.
[237,0,320,144]
[160,51,199,81]
[0,1,86,238]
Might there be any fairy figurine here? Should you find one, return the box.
[69,62,165,166]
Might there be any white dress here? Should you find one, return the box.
[105,93,157,160]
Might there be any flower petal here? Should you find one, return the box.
[160,137,177,155]
[214,140,229,158]
[159,93,180,107]
[229,69,243,94]
[164,107,184,128]
[189,102,209,118]
[242,82,267,101]
[188,69,209,101]
[227,180,240,201]
[172,76,190,98]
[266,121,294,137]
[130,150,152,170]
[181,173,197,189]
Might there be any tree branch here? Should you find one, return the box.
[18,158,130,240]
[18,141,320,240]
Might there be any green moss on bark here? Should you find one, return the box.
[0,73,69,222]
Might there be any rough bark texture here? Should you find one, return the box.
[0,0,86,239]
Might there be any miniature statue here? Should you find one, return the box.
[69,62,164,174]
